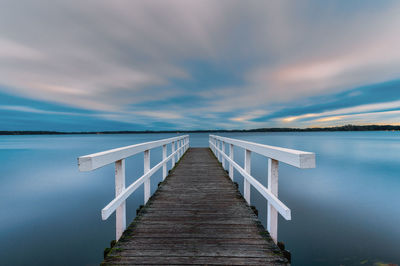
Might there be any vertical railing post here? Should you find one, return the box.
[211,138,217,156]
[219,140,222,162]
[115,159,126,240]
[215,139,219,161]
[177,140,181,160]
[217,140,221,161]
[215,139,218,160]
[162,144,167,180]
[222,141,225,169]
[172,141,175,166]
[180,139,183,158]
[229,144,234,180]
[180,139,183,157]
[144,150,150,203]
[244,149,251,204]
[177,139,180,159]
[267,158,279,243]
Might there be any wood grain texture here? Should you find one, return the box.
[103,148,288,265]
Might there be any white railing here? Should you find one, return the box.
[78,135,189,240]
[209,135,315,243]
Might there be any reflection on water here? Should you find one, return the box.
[0,132,399,265]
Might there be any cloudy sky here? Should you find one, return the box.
[1,0,400,131]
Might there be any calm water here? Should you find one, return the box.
[0,132,399,265]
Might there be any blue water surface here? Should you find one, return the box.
[0,132,399,265]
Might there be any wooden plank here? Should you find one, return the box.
[102,148,288,265]
[103,256,287,265]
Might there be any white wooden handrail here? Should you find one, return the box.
[209,134,316,243]
[78,135,189,240]
[78,135,189,171]
[210,135,315,168]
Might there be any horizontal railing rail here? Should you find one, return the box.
[209,134,315,243]
[78,135,189,240]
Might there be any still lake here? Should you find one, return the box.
[0,132,399,265]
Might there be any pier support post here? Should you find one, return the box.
[229,144,234,180]
[115,159,126,240]
[268,158,279,243]
[162,144,167,180]
[144,150,150,203]
[244,149,251,204]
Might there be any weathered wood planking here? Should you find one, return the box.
[103,148,288,265]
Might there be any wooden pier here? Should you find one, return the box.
[78,135,315,265]
[103,148,288,265]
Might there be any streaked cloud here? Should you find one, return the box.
[281,100,400,124]
[0,0,399,130]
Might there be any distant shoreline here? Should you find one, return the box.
[1,124,399,135]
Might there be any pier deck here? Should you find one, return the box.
[103,148,288,265]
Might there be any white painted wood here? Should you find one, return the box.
[209,140,291,220]
[213,138,216,154]
[177,140,180,160]
[209,135,315,168]
[79,134,188,230]
[177,140,181,159]
[162,144,167,180]
[78,135,189,171]
[171,141,175,166]
[222,141,226,169]
[219,140,222,161]
[267,158,279,244]
[179,139,182,158]
[115,159,126,240]
[101,147,181,220]
[229,144,234,180]
[244,149,251,205]
[215,140,219,160]
[217,140,220,161]
[144,150,150,203]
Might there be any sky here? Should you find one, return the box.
[1,0,400,131]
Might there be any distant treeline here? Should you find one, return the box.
[0,124,399,135]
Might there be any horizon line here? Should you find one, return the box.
[1,124,400,135]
